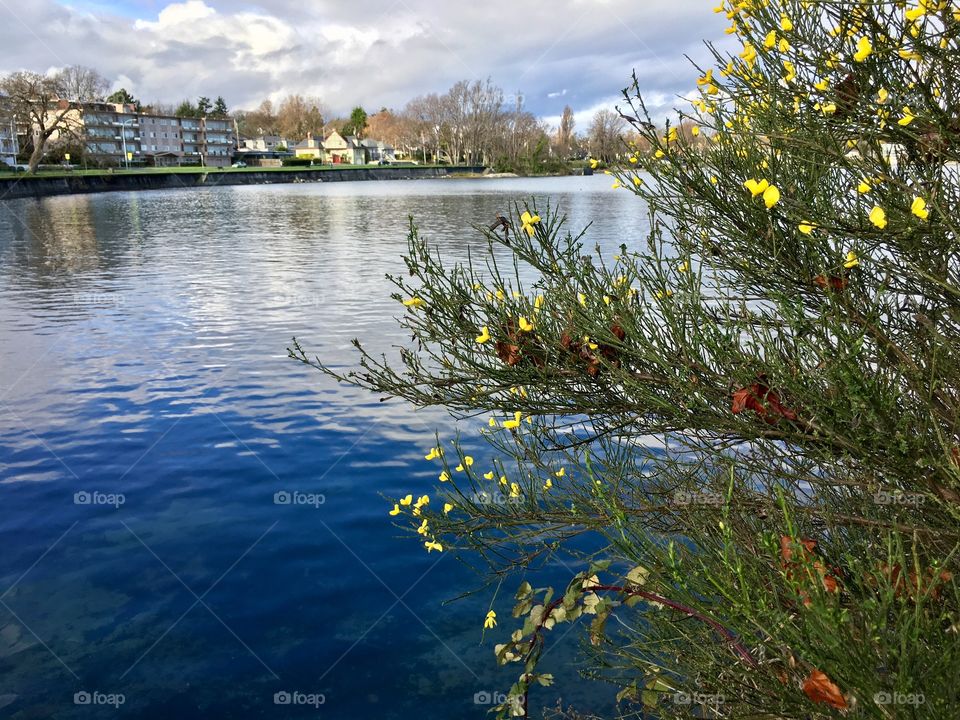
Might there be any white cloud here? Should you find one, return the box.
[0,0,732,121]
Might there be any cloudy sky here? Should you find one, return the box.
[0,0,732,127]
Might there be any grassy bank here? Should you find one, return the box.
[0,162,443,181]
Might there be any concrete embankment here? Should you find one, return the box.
[0,165,488,200]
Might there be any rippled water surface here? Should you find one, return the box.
[0,176,648,719]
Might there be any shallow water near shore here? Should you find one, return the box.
[0,175,649,719]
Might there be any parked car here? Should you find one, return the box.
[231,161,248,168]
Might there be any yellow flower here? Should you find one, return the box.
[740,42,757,66]
[509,483,521,498]
[577,293,586,306]
[612,180,621,189]
[475,326,491,344]
[399,494,413,506]
[484,610,497,629]
[654,149,665,159]
[417,519,430,536]
[763,185,781,209]
[905,2,929,21]
[425,447,443,461]
[403,297,426,308]
[814,78,830,91]
[443,502,454,515]
[853,36,873,62]
[710,175,718,184]
[858,180,872,194]
[783,60,796,82]
[503,411,522,429]
[632,176,643,187]
[389,504,401,516]
[534,295,545,312]
[743,178,769,196]
[798,221,816,235]
[483,471,494,480]
[691,125,700,137]
[764,30,777,49]
[778,37,790,53]
[911,196,929,220]
[516,316,534,332]
[424,540,443,552]
[877,88,889,104]
[488,417,497,427]
[589,158,599,169]
[499,475,508,486]
[678,261,690,273]
[543,478,553,491]
[439,471,450,482]
[520,211,541,236]
[628,155,638,164]
[869,205,887,229]
[780,14,793,31]
[898,107,915,126]
[555,468,566,477]
[844,251,860,269]
[667,127,678,143]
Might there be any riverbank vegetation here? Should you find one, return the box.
[296,0,960,717]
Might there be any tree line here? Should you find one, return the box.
[1,64,684,173]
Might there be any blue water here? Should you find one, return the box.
[0,176,648,719]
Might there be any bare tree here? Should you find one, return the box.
[276,95,325,141]
[0,70,89,172]
[587,108,625,162]
[58,65,109,102]
[556,105,576,158]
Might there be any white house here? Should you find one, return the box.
[321,130,363,164]
[360,138,396,162]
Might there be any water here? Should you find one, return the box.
[0,176,649,719]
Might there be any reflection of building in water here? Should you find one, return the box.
[7,194,145,291]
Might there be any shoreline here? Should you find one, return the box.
[0,165,490,201]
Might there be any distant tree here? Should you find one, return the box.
[211,96,229,118]
[197,96,212,117]
[0,68,102,172]
[236,99,279,137]
[342,106,368,139]
[175,100,198,118]
[277,95,325,140]
[106,88,137,106]
[555,104,575,158]
[587,108,625,162]
[58,65,109,102]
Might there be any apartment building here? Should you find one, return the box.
[0,96,18,167]
[52,101,236,167]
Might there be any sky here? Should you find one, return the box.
[0,0,733,128]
